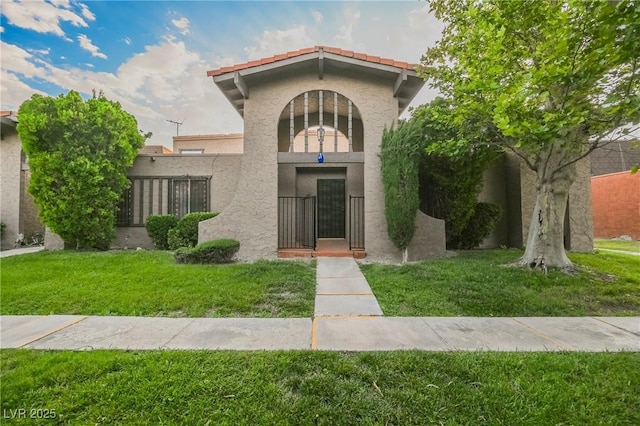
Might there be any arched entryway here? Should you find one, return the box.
[277,90,365,256]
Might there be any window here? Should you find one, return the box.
[116,187,133,226]
[116,176,211,226]
[169,178,209,217]
[179,149,204,154]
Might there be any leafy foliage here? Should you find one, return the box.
[413,98,499,248]
[174,239,240,264]
[449,202,503,250]
[380,121,422,254]
[145,215,178,250]
[167,212,218,250]
[17,91,145,250]
[419,0,640,267]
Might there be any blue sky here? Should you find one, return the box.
[1,0,444,147]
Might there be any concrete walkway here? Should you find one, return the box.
[314,257,383,317]
[1,256,638,352]
[0,246,45,258]
[598,248,640,256]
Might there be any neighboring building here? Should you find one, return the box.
[139,145,173,155]
[173,133,243,154]
[590,139,639,240]
[591,171,640,240]
[590,140,640,176]
[0,111,44,250]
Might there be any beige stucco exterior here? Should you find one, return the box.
[32,46,592,258]
[478,153,593,252]
[1,121,22,249]
[1,115,43,250]
[113,153,242,248]
[199,65,444,261]
[173,134,243,154]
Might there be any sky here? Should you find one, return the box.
[0,0,445,148]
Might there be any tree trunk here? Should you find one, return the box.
[519,163,575,270]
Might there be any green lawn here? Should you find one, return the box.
[1,349,637,425]
[0,251,315,318]
[361,249,640,317]
[594,238,640,253]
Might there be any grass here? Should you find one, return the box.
[1,349,638,425]
[361,249,640,317]
[0,251,315,318]
[594,238,640,253]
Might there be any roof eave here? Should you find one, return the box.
[210,52,425,118]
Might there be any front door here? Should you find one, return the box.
[317,179,345,238]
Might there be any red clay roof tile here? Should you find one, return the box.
[206,46,415,77]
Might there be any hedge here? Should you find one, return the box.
[167,212,219,250]
[174,239,240,264]
[145,215,178,250]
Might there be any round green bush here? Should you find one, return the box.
[168,212,219,250]
[174,238,240,264]
[145,215,178,250]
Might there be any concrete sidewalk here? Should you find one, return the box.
[1,314,638,352]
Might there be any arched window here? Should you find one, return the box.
[277,90,363,153]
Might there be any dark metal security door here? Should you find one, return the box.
[317,179,345,238]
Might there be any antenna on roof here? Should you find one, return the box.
[166,118,185,136]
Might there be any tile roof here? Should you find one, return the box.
[207,45,415,77]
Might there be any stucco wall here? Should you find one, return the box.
[407,211,446,260]
[477,157,509,248]
[21,170,44,237]
[591,171,640,240]
[173,134,243,154]
[200,71,417,261]
[0,129,22,249]
[568,155,594,251]
[127,154,242,213]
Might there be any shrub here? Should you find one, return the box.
[174,239,240,264]
[380,121,422,261]
[449,202,503,249]
[145,215,178,250]
[167,212,218,250]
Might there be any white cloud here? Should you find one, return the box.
[332,7,362,50]
[0,69,47,110]
[28,47,51,56]
[78,34,107,59]
[1,0,89,38]
[49,0,71,9]
[79,3,96,21]
[312,11,323,24]
[172,17,190,35]
[244,25,316,59]
[333,24,355,49]
[1,41,42,78]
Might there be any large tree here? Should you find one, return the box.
[18,91,145,250]
[420,0,640,268]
